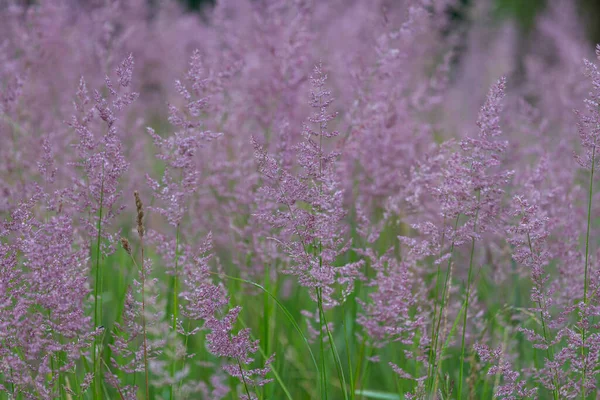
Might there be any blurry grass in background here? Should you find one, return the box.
[178,0,599,44]
[494,0,545,31]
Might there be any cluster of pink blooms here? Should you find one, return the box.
[5,0,600,398]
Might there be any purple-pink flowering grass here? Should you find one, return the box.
[5,0,600,399]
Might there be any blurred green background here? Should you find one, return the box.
[180,0,600,44]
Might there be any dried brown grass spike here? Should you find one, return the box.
[134,191,144,238]
[120,237,131,255]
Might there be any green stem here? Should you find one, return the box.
[319,291,349,400]
[237,358,253,400]
[100,358,126,400]
[92,164,105,400]
[343,303,355,400]
[430,215,460,393]
[353,336,367,395]
[457,237,475,399]
[129,204,150,400]
[427,216,447,388]
[458,190,480,399]
[169,224,181,400]
[582,143,595,400]
[584,145,595,304]
[209,271,320,376]
[262,264,273,399]
[318,288,329,400]
[358,347,374,400]
[524,232,559,400]
[141,241,150,400]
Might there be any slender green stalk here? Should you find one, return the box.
[49,352,57,396]
[263,269,270,354]
[237,359,253,400]
[525,232,559,400]
[316,87,329,400]
[458,190,480,399]
[177,320,193,394]
[317,288,329,400]
[262,265,274,399]
[429,215,460,393]
[140,243,150,400]
[457,236,476,399]
[100,358,126,400]
[169,224,181,400]
[343,303,356,400]
[353,336,368,396]
[493,327,510,399]
[427,216,447,388]
[238,316,294,400]
[430,294,469,399]
[126,238,150,400]
[92,164,105,400]
[431,247,455,395]
[318,289,349,400]
[45,308,60,397]
[582,143,596,400]
[133,191,150,400]
[208,271,320,374]
[584,145,595,304]
[314,239,348,399]
[358,346,374,400]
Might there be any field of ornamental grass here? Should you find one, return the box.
[3,0,600,399]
